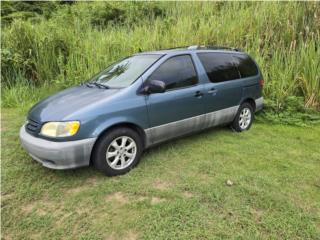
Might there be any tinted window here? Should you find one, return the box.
[197,53,239,83]
[233,54,258,78]
[148,55,198,90]
[91,54,162,88]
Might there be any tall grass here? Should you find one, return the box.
[1,2,320,109]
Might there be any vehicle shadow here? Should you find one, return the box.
[49,125,230,178]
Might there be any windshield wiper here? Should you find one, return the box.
[84,82,109,89]
[82,82,93,88]
[92,82,109,89]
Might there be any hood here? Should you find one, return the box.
[28,85,120,122]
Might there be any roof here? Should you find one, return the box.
[135,45,244,55]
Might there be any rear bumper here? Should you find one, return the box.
[19,125,96,170]
[255,97,263,112]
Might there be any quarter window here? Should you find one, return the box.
[148,55,198,90]
[197,53,240,83]
[232,54,258,78]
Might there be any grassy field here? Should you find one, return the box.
[2,108,320,239]
[1,2,320,239]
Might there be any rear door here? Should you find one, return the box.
[196,52,242,127]
[144,54,205,144]
[232,54,262,103]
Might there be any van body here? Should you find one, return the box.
[20,46,263,176]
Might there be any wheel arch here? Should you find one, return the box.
[89,122,146,165]
[240,98,256,111]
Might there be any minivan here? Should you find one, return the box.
[20,45,263,176]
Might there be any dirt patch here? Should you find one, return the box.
[123,231,139,240]
[135,196,147,202]
[67,186,87,195]
[106,192,129,204]
[21,198,65,218]
[182,191,193,198]
[0,126,7,132]
[36,208,48,216]
[28,233,42,240]
[105,233,116,240]
[65,178,98,195]
[198,173,213,183]
[55,212,73,228]
[21,202,51,216]
[1,193,14,204]
[86,176,98,185]
[250,208,264,224]
[151,197,166,205]
[21,202,36,214]
[104,231,139,240]
[2,234,13,240]
[153,180,172,191]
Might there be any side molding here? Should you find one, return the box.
[145,105,239,147]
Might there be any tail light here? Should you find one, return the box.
[260,79,264,88]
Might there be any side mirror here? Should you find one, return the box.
[142,80,166,94]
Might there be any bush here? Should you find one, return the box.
[1,2,320,112]
[90,3,125,28]
[257,96,320,126]
[1,20,39,85]
[1,2,58,25]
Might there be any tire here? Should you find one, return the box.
[231,102,254,132]
[92,127,143,176]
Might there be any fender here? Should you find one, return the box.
[91,116,147,139]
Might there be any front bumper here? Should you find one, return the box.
[19,125,96,170]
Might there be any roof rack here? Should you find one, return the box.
[159,46,189,50]
[154,45,242,53]
[187,45,241,51]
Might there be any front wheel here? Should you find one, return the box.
[92,127,143,176]
[231,103,254,132]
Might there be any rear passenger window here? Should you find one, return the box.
[233,54,258,78]
[197,53,239,83]
[148,55,198,90]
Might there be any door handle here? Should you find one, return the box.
[208,88,218,94]
[194,91,203,98]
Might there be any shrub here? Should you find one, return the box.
[1,2,319,111]
[90,3,125,28]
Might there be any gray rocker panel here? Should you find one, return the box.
[145,105,239,146]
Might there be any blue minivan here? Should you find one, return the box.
[20,46,263,176]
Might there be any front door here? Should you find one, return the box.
[144,55,205,144]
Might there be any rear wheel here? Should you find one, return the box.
[231,102,254,132]
[92,127,143,176]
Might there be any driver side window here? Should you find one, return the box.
[148,55,198,90]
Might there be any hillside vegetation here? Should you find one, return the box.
[1,2,320,111]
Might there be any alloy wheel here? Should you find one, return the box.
[239,107,252,130]
[106,136,137,170]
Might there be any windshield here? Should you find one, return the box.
[90,54,162,88]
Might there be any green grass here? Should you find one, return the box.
[2,108,320,239]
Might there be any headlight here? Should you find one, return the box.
[40,121,80,138]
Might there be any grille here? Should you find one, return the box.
[26,118,41,134]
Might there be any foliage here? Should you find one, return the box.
[1,1,58,25]
[257,96,320,126]
[1,2,320,112]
